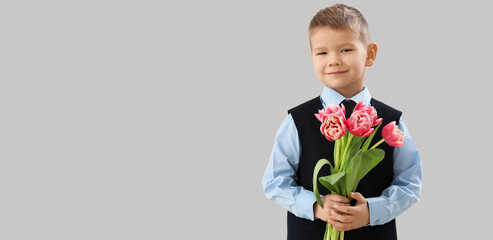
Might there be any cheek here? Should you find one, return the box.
[344,55,365,67]
[314,61,325,73]
[344,57,358,66]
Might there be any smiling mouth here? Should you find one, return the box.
[326,70,348,75]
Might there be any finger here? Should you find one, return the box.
[328,219,351,231]
[330,210,351,223]
[329,205,349,215]
[331,208,347,216]
[333,204,355,215]
[323,203,346,212]
[350,192,367,204]
[326,194,350,204]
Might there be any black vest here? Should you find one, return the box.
[286,96,402,240]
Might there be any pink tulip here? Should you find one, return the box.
[346,110,374,137]
[315,104,347,141]
[315,104,345,123]
[320,113,347,141]
[353,101,382,127]
[382,121,405,147]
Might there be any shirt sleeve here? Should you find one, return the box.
[261,114,318,221]
[366,117,423,225]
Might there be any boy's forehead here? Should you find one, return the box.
[310,27,363,49]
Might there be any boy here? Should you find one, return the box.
[261,4,422,240]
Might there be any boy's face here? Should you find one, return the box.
[310,27,377,98]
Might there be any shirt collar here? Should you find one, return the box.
[320,85,372,108]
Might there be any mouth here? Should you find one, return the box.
[326,70,348,75]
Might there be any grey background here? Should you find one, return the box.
[0,0,492,239]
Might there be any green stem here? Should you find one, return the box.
[333,227,340,240]
[339,134,354,171]
[331,140,339,174]
[334,140,340,171]
[370,138,385,149]
[361,122,382,151]
[324,222,329,240]
[343,135,354,159]
[328,223,333,240]
[329,224,333,240]
[341,132,347,147]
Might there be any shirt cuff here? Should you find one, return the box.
[366,197,388,225]
[296,189,317,221]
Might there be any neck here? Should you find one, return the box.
[333,85,364,99]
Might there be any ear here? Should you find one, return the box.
[365,42,378,67]
[310,50,313,57]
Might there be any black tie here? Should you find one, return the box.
[340,99,356,119]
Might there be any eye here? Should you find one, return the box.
[316,52,327,55]
[341,49,352,53]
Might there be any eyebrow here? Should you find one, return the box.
[312,43,357,51]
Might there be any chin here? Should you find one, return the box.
[322,82,349,90]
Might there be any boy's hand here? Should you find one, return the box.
[313,194,350,222]
[328,192,370,231]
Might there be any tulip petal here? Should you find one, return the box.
[382,121,404,147]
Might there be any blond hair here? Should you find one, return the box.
[309,4,371,48]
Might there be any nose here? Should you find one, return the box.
[327,53,341,66]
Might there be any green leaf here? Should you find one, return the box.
[346,136,365,165]
[355,149,385,186]
[344,148,386,194]
[318,171,346,196]
[313,159,333,208]
[344,150,363,195]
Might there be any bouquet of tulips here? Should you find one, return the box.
[313,101,405,240]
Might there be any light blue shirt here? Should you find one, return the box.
[261,86,422,226]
